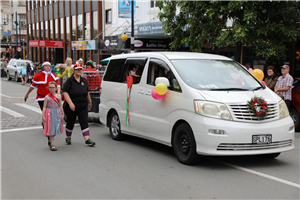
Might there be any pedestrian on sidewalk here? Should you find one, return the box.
[42,82,64,151]
[275,65,294,110]
[62,63,96,147]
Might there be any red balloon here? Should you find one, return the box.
[261,81,267,86]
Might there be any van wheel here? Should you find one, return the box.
[7,72,11,81]
[109,111,123,140]
[172,123,201,165]
[257,153,281,159]
[290,108,300,132]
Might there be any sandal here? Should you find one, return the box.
[50,145,57,151]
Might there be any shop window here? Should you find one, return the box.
[106,9,111,24]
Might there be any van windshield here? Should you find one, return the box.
[171,59,262,91]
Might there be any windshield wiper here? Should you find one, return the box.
[209,88,250,91]
[252,86,263,91]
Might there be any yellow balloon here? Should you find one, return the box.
[121,34,128,41]
[155,83,168,95]
[251,69,264,81]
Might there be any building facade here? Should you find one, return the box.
[26,0,103,64]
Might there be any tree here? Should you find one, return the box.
[157,1,300,61]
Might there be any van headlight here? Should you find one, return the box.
[279,100,289,119]
[194,100,233,121]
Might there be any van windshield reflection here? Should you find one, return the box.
[171,59,262,90]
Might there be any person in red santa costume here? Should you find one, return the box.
[24,61,60,110]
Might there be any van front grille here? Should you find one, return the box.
[217,140,292,151]
[229,103,278,122]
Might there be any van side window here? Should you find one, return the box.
[103,59,126,82]
[147,59,181,92]
[121,59,147,84]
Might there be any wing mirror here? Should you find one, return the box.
[155,77,170,87]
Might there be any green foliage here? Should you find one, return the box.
[157,1,300,59]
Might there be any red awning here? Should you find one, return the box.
[29,40,64,48]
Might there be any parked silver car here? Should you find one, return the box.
[6,59,34,82]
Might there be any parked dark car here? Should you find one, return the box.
[290,78,300,132]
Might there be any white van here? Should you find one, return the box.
[99,52,294,165]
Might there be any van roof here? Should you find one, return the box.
[110,52,232,61]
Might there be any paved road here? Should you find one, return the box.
[1,78,300,199]
[1,125,299,199]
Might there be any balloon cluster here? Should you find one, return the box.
[151,83,168,100]
[251,69,266,85]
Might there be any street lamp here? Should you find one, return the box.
[1,12,20,58]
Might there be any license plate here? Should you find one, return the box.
[252,135,272,144]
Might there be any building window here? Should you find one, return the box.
[106,9,111,24]
[93,11,98,39]
[72,15,76,41]
[40,21,43,39]
[36,23,39,38]
[19,0,26,6]
[150,0,155,8]
[45,21,48,39]
[19,15,26,28]
[85,13,90,40]
[66,16,70,41]
[78,14,83,40]
[55,18,58,40]
[50,19,53,40]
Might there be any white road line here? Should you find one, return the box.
[0,105,25,118]
[0,123,90,133]
[15,103,41,114]
[211,158,300,189]
[0,94,11,98]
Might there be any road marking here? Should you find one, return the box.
[0,105,25,117]
[211,158,300,189]
[0,123,101,133]
[0,94,11,98]
[15,103,41,114]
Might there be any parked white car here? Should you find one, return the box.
[99,52,295,165]
[7,59,34,82]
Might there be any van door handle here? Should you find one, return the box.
[145,91,151,96]
[138,90,144,95]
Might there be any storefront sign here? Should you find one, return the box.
[29,40,64,48]
[134,38,171,49]
[71,40,97,50]
[135,22,164,35]
[100,36,129,50]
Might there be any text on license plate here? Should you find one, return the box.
[252,135,272,144]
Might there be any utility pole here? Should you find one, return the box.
[15,12,18,58]
[131,0,134,53]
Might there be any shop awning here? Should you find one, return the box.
[100,57,111,64]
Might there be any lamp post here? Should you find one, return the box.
[131,0,134,53]
[1,12,19,58]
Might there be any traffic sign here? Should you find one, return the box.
[16,46,23,53]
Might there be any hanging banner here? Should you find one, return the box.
[118,0,136,18]
[71,40,97,50]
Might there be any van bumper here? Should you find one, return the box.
[191,116,295,156]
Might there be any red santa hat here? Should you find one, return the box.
[42,61,51,66]
[73,63,83,70]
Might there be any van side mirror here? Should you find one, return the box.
[155,77,170,87]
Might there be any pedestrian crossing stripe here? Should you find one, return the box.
[0,105,25,118]
[14,103,41,114]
